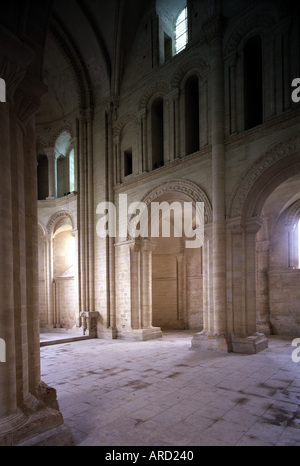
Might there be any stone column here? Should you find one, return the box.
[114,135,121,184]
[209,17,228,341]
[166,89,179,162]
[192,15,230,352]
[140,240,156,329]
[0,64,25,433]
[138,109,148,173]
[228,53,237,135]
[45,234,55,327]
[200,79,208,147]
[231,217,269,354]
[0,26,71,445]
[176,253,186,326]
[129,241,141,330]
[115,239,162,341]
[245,218,264,335]
[44,147,57,200]
[256,239,272,335]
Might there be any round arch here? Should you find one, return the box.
[127,179,212,241]
[228,138,300,222]
[46,209,75,235]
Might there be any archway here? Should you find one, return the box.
[38,211,78,330]
[138,180,212,332]
[228,138,300,338]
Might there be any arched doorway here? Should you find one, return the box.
[150,196,203,330]
[227,138,300,339]
[38,211,78,330]
[140,180,212,332]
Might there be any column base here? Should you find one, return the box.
[231,333,268,354]
[117,327,163,342]
[256,321,273,336]
[0,406,72,446]
[97,326,118,340]
[0,381,72,446]
[191,331,232,353]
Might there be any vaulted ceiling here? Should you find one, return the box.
[35,0,154,123]
[1,0,154,123]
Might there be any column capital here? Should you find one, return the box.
[245,216,264,235]
[137,108,147,120]
[128,239,142,253]
[43,147,56,159]
[140,239,156,253]
[165,88,180,102]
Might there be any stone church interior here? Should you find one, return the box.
[0,0,300,447]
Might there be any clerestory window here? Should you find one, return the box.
[175,7,188,54]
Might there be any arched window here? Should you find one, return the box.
[243,35,263,130]
[175,7,188,54]
[185,75,200,155]
[57,155,69,198]
[151,97,164,170]
[69,149,75,192]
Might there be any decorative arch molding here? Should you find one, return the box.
[46,210,75,234]
[228,137,300,221]
[138,81,170,110]
[284,199,300,230]
[140,179,212,225]
[171,55,209,89]
[38,222,46,237]
[36,134,49,152]
[49,14,94,109]
[225,13,276,56]
[114,112,138,138]
[51,126,74,147]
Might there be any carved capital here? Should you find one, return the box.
[43,147,56,159]
[140,239,156,253]
[245,216,264,235]
[129,239,142,253]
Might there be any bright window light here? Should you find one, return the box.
[69,149,75,192]
[176,7,188,54]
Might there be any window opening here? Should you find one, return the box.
[244,35,263,130]
[69,149,75,192]
[151,98,164,170]
[185,75,200,155]
[175,7,188,54]
[124,148,133,177]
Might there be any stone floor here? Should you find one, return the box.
[40,331,300,446]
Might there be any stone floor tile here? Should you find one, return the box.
[40,331,300,447]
